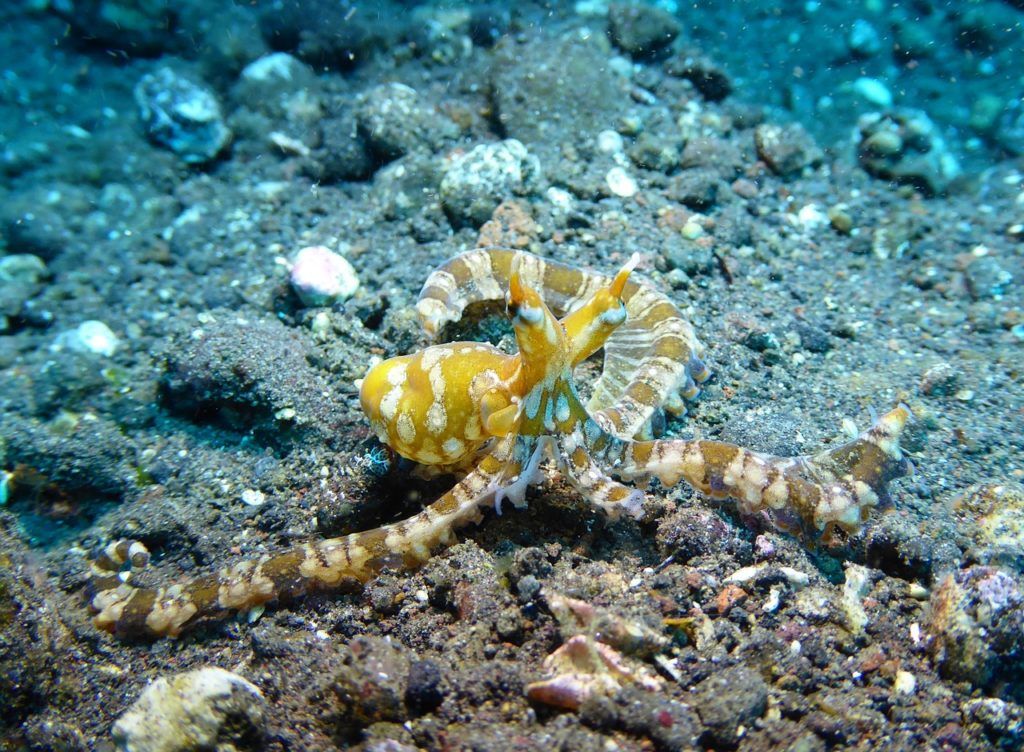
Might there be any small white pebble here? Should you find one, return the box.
[606,166,638,197]
[596,129,625,154]
[53,320,120,357]
[290,245,359,306]
[853,76,893,107]
[894,670,916,695]
[241,489,266,507]
[546,186,574,212]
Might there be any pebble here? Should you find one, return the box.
[112,667,267,752]
[53,320,120,357]
[289,246,359,306]
[853,76,892,107]
[0,253,47,285]
[356,83,458,161]
[134,67,231,164]
[965,254,1013,300]
[605,166,638,198]
[753,123,823,176]
[848,19,882,57]
[919,362,959,396]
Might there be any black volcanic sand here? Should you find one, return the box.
[0,1,1022,750]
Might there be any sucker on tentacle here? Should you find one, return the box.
[89,249,912,639]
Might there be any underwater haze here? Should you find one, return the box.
[1,0,1023,750]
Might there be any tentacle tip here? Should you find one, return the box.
[610,253,640,297]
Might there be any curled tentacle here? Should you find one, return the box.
[416,248,709,439]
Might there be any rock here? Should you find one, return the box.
[957,482,1024,570]
[605,166,638,198]
[371,154,446,220]
[160,315,346,446]
[628,132,680,172]
[320,637,411,742]
[355,83,458,162]
[468,5,511,47]
[1,199,77,261]
[0,254,47,286]
[440,139,542,228]
[691,665,768,747]
[753,123,823,176]
[52,0,176,55]
[196,5,268,84]
[953,3,1020,52]
[793,321,831,354]
[112,667,267,752]
[666,171,719,209]
[134,67,231,164]
[607,3,680,58]
[665,49,732,101]
[289,245,359,306]
[855,109,960,195]
[962,697,1024,745]
[307,111,375,183]
[852,77,893,108]
[848,19,882,58]
[0,254,47,322]
[489,35,630,146]
[918,361,961,397]
[257,0,404,70]
[661,235,715,277]
[405,660,444,715]
[927,567,1024,689]
[52,320,120,357]
[965,254,1013,300]
[233,53,319,120]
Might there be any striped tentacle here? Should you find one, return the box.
[590,406,912,541]
[415,248,709,440]
[91,436,522,639]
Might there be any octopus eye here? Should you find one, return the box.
[514,305,544,326]
[598,302,627,326]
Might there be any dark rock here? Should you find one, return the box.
[965,255,1013,300]
[952,3,1020,52]
[628,132,680,172]
[754,123,823,177]
[865,515,936,583]
[490,35,630,147]
[1,203,75,262]
[405,660,444,715]
[656,506,747,562]
[679,137,744,178]
[662,235,715,277]
[927,567,1024,690]
[468,5,512,47]
[667,170,719,209]
[793,321,832,353]
[51,0,177,56]
[356,83,459,162]
[607,4,680,58]
[855,109,960,195]
[160,314,347,447]
[259,0,404,69]
[691,665,768,748]
[1,413,137,500]
[319,636,412,742]
[314,112,375,182]
[600,686,703,752]
[665,49,732,101]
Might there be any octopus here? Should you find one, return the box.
[89,248,912,639]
